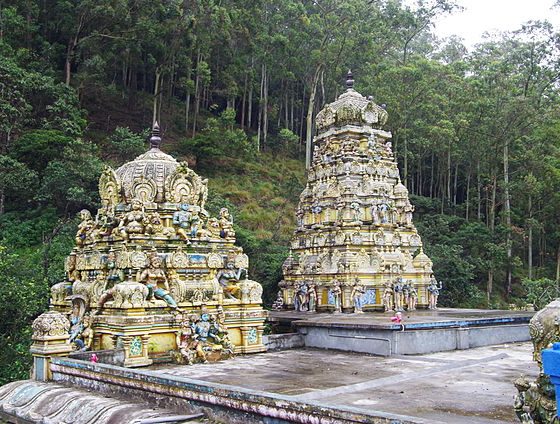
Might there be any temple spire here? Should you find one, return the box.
[150,121,161,149]
[346,69,354,90]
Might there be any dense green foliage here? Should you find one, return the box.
[1,0,560,383]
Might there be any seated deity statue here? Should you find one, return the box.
[118,199,148,241]
[172,203,192,242]
[219,208,235,239]
[146,212,173,236]
[139,253,178,308]
[272,291,285,310]
[216,262,245,300]
[75,209,95,247]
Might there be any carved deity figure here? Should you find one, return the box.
[330,280,342,313]
[382,282,394,312]
[404,203,414,227]
[68,298,92,351]
[272,291,284,310]
[378,203,389,224]
[118,199,148,241]
[405,280,418,311]
[294,282,309,312]
[350,202,362,223]
[216,262,245,300]
[139,253,178,308]
[308,283,318,312]
[427,276,442,310]
[351,281,365,313]
[172,203,192,242]
[393,277,405,312]
[219,208,235,239]
[176,315,196,364]
[76,209,95,247]
[371,204,380,225]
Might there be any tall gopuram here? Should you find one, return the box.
[279,72,434,313]
[50,123,266,367]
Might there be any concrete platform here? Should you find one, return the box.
[150,342,537,423]
[45,342,537,423]
[269,308,534,355]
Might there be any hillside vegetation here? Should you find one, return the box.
[1,0,560,384]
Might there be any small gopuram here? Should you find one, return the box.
[279,72,434,312]
[50,123,266,367]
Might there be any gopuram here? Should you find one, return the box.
[49,123,266,367]
[279,72,435,313]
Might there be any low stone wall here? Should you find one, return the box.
[50,357,435,424]
[297,322,530,356]
[263,333,304,351]
[69,348,125,366]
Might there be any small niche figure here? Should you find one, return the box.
[393,277,405,312]
[382,282,394,312]
[427,276,443,310]
[308,283,318,312]
[294,282,309,312]
[330,280,342,313]
[272,291,284,310]
[406,280,418,311]
[351,281,365,313]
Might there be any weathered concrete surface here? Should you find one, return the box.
[154,342,538,424]
[51,357,437,423]
[264,333,305,351]
[269,308,533,355]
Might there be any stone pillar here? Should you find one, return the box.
[30,311,73,381]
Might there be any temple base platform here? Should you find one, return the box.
[268,308,533,356]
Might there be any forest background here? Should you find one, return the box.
[0,0,559,384]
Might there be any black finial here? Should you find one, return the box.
[150,121,161,149]
[346,70,354,90]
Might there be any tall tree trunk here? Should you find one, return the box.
[256,63,265,151]
[192,48,201,137]
[528,193,533,280]
[152,67,162,125]
[263,65,268,148]
[465,171,471,221]
[504,140,512,295]
[248,57,254,129]
[487,173,497,305]
[477,160,482,220]
[305,65,323,169]
[241,72,247,128]
[453,163,458,205]
[429,152,434,198]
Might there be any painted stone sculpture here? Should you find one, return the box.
[514,299,560,423]
[49,123,266,367]
[279,71,435,312]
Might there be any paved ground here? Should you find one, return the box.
[153,342,538,424]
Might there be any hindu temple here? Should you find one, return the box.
[279,72,435,313]
[48,123,267,368]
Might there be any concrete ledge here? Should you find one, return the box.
[50,357,440,424]
[263,333,304,351]
[298,323,530,356]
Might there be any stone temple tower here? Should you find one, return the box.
[279,72,434,312]
[50,123,267,367]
